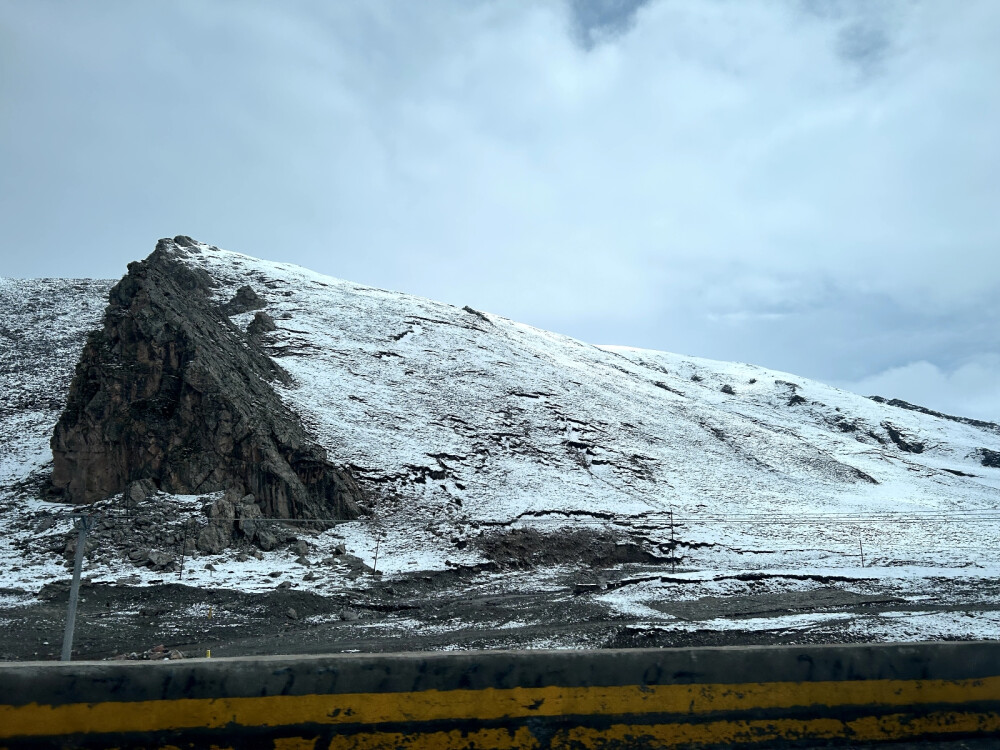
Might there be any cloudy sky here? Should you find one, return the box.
[2,0,999,421]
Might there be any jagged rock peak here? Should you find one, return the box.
[50,237,363,520]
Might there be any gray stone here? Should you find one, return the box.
[223,284,266,316]
[235,501,263,543]
[256,526,282,551]
[126,478,157,505]
[146,550,174,568]
[50,238,365,523]
[196,524,230,555]
[247,311,276,338]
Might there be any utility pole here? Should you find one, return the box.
[61,514,92,662]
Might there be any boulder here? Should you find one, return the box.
[196,525,230,554]
[146,550,174,569]
[222,284,266,316]
[247,311,276,338]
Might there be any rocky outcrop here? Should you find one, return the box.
[50,237,363,520]
[870,395,1000,435]
[882,422,925,454]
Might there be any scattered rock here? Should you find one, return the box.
[255,525,284,552]
[247,311,276,338]
[223,284,266,316]
[292,540,309,556]
[126,478,158,505]
[33,517,56,533]
[168,649,185,660]
[339,609,359,621]
[883,423,925,454]
[196,524,230,555]
[720,384,735,395]
[276,581,292,590]
[286,607,298,620]
[146,550,174,569]
[979,448,1000,468]
[268,571,282,578]
[295,556,310,566]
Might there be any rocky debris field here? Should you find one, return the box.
[3,560,1000,662]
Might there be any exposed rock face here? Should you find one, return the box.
[50,237,363,520]
[882,422,925,454]
[870,395,1000,435]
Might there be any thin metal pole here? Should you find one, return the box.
[61,515,89,662]
[372,531,381,575]
[859,539,865,568]
[670,508,676,574]
[178,525,187,580]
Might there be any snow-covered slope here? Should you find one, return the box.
[0,278,114,494]
[2,239,1000,590]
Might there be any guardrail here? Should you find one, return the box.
[2,642,999,748]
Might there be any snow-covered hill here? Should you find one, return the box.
[2,238,999,604]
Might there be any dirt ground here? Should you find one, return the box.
[3,559,999,662]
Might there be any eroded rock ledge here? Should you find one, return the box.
[51,237,363,520]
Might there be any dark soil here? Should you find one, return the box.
[3,563,999,662]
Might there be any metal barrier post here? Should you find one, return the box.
[61,514,91,662]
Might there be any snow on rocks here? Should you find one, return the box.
[2,238,1000,602]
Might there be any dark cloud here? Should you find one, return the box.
[568,0,651,47]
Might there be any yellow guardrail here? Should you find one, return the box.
[2,643,999,748]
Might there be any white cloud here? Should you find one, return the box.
[836,356,1000,423]
[1,0,999,418]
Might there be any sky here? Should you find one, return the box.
[1,0,999,421]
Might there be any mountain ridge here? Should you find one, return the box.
[1,237,999,588]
